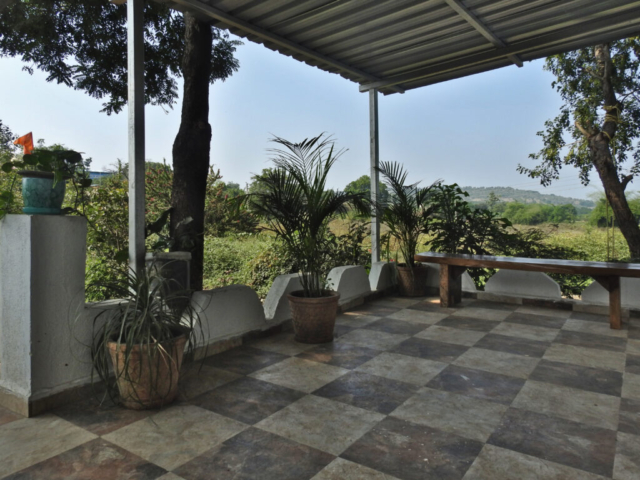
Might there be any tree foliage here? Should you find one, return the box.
[0,0,240,115]
[345,174,390,204]
[519,38,640,187]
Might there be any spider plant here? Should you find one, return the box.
[239,134,369,297]
[83,265,205,408]
[377,161,439,268]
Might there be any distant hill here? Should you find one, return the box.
[461,186,595,208]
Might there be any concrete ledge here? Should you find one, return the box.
[263,273,305,323]
[485,270,562,300]
[369,262,397,291]
[581,278,640,309]
[192,285,267,344]
[461,272,477,293]
[327,266,371,306]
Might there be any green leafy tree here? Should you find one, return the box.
[345,175,390,204]
[0,0,241,289]
[519,39,640,258]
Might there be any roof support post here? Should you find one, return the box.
[127,0,146,274]
[369,89,381,264]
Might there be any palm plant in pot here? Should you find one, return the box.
[240,134,368,344]
[377,161,439,296]
[83,266,205,409]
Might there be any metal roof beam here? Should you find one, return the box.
[169,0,405,93]
[359,9,640,92]
[443,0,523,67]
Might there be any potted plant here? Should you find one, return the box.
[240,134,368,343]
[84,266,205,409]
[377,161,438,296]
[1,147,91,216]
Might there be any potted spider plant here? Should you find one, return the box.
[1,147,91,216]
[84,266,205,409]
[377,161,438,296]
[240,134,368,343]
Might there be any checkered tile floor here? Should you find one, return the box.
[2,296,640,479]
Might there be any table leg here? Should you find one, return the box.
[440,265,463,307]
[593,275,622,330]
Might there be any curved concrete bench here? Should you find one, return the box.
[192,285,266,342]
[369,262,397,291]
[327,266,371,306]
[263,273,305,323]
[485,270,561,300]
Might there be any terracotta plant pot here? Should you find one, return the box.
[108,334,187,410]
[287,290,340,344]
[396,264,429,297]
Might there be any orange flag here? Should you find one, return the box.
[14,132,34,155]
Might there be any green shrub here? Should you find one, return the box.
[202,234,297,299]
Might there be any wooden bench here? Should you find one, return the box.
[415,251,640,329]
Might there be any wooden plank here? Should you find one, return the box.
[415,252,640,278]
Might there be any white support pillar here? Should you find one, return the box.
[369,89,381,263]
[127,0,146,273]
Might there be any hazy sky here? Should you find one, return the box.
[0,36,604,200]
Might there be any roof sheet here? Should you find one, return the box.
[163,0,640,94]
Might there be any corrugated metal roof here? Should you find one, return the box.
[163,0,640,94]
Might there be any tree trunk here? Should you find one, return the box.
[171,13,212,290]
[590,133,640,258]
[588,44,640,259]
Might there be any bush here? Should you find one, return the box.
[202,234,297,299]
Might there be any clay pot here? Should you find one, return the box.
[287,290,340,344]
[396,264,429,297]
[107,334,187,410]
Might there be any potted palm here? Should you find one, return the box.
[377,161,438,296]
[84,266,205,409]
[240,134,368,343]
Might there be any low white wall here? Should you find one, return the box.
[263,273,304,323]
[581,278,640,309]
[0,215,90,403]
[192,285,267,342]
[369,262,397,291]
[484,270,562,300]
[327,265,371,305]
[422,263,476,293]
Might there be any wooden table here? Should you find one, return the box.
[415,251,640,329]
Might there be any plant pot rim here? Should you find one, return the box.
[107,332,187,351]
[287,289,340,300]
[18,170,71,180]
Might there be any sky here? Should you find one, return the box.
[0,36,605,200]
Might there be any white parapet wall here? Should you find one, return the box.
[0,215,90,415]
[192,285,267,343]
[327,265,371,306]
[581,278,640,309]
[369,262,397,291]
[484,270,562,300]
[422,263,477,293]
[263,273,305,323]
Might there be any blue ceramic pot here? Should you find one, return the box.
[19,171,66,215]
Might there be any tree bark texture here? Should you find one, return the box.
[588,44,640,259]
[171,13,212,290]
